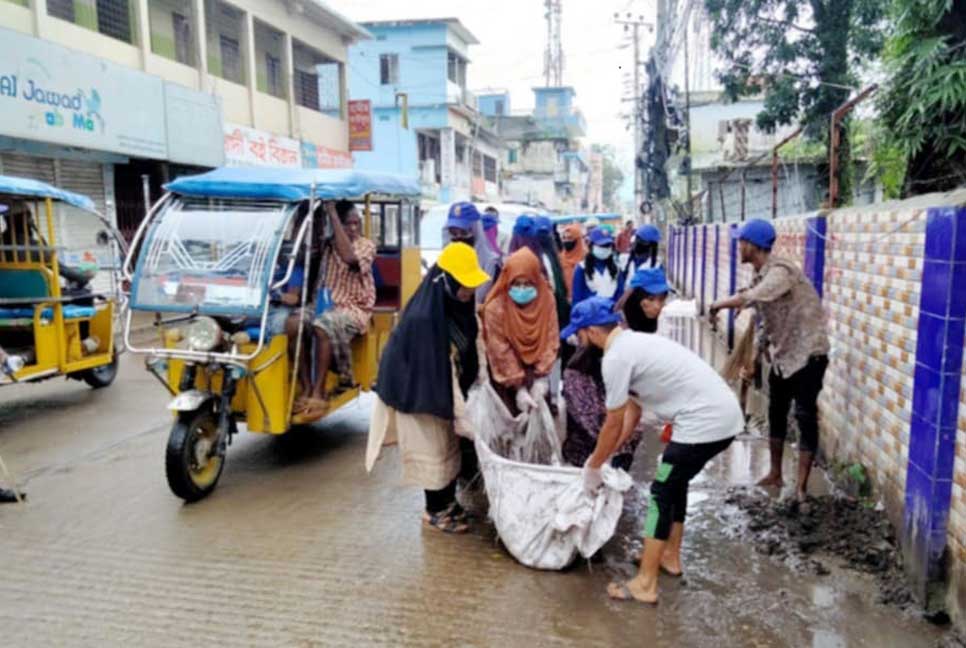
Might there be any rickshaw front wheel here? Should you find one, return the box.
[165,409,225,502]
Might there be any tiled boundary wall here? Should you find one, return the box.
[666,189,966,618]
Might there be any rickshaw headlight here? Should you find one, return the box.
[185,316,222,352]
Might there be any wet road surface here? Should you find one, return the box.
[0,355,949,647]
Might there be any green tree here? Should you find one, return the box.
[879,0,966,195]
[705,0,885,204]
[593,144,625,211]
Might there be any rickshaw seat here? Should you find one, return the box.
[0,305,96,321]
[0,268,50,299]
[373,255,401,309]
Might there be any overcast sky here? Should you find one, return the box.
[325,0,661,202]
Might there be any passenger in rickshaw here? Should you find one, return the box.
[295,200,376,421]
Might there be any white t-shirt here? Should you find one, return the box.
[601,329,743,444]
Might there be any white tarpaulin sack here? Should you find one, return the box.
[475,437,633,570]
[462,335,633,569]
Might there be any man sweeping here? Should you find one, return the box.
[566,297,742,606]
[709,218,830,503]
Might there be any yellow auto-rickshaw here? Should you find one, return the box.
[0,175,124,389]
[122,167,423,501]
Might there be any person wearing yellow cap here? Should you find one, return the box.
[366,242,490,533]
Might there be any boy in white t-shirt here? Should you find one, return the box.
[561,296,742,606]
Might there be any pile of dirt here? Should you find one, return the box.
[724,487,915,609]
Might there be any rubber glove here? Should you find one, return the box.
[529,377,550,403]
[581,460,604,493]
[515,387,537,413]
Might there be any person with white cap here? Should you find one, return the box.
[564,296,742,605]
[709,218,829,502]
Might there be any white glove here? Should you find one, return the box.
[581,461,604,493]
[515,387,537,413]
[529,377,550,402]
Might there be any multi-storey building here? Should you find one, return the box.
[347,18,504,205]
[0,0,366,237]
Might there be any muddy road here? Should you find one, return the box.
[0,356,951,647]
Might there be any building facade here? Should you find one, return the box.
[347,18,504,205]
[481,87,589,213]
[0,0,365,238]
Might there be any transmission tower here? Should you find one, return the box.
[543,0,563,86]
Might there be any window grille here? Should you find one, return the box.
[47,0,75,22]
[220,35,243,84]
[265,54,283,97]
[294,69,320,111]
[96,0,133,43]
[484,156,497,183]
[172,12,192,65]
[379,54,399,85]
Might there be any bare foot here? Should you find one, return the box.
[607,578,658,606]
[757,473,784,487]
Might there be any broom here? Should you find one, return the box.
[721,314,759,418]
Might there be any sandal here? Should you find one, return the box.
[422,509,469,534]
[660,565,684,578]
[607,581,658,607]
[292,397,329,424]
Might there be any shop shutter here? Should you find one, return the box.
[0,153,56,184]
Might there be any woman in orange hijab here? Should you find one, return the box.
[482,247,560,414]
[558,223,587,299]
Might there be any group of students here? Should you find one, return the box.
[364,202,735,601]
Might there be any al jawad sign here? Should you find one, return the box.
[348,99,372,151]
[0,26,167,158]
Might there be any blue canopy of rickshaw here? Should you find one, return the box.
[0,174,97,212]
[164,167,422,202]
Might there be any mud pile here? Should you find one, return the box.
[724,488,914,608]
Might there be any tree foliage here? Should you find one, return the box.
[705,0,885,202]
[593,144,625,211]
[878,0,966,195]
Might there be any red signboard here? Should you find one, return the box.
[348,100,372,152]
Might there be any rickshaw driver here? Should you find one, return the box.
[295,200,376,421]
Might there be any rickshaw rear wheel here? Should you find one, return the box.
[81,352,119,389]
[165,409,225,502]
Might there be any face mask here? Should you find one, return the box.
[633,242,650,257]
[508,285,538,305]
[592,245,613,261]
[452,236,475,248]
[562,240,577,252]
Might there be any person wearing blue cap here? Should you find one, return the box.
[620,224,663,293]
[709,218,829,503]
[442,202,500,303]
[565,296,742,606]
[570,227,626,306]
[620,266,671,334]
[482,206,510,255]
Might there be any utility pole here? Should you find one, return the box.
[615,12,652,220]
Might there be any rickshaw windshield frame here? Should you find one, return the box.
[128,196,295,317]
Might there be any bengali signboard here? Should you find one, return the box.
[223,124,301,168]
[300,141,352,169]
[348,99,372,151]
[0,26,166,158]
